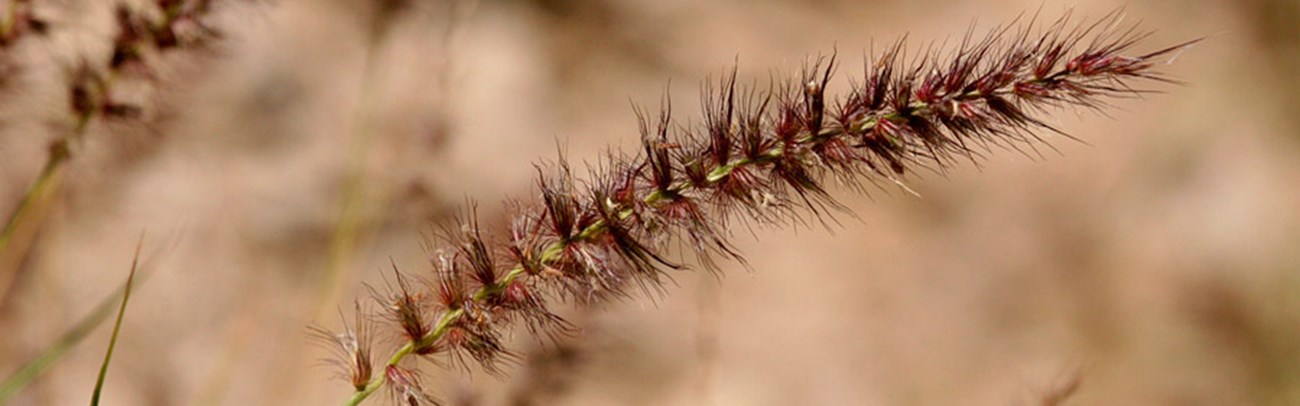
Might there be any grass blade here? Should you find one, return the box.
[88,235,144,405]
[0,267,151,402]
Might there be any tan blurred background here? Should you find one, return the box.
[1,0,1297,405]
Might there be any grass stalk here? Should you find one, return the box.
[89,234,144,405]
[0,234,151,403]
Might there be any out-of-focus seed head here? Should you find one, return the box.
[110,6,150,71]
[0,0,47,47]
[69,66,101,120]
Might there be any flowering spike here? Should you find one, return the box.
[334,14,1196,404]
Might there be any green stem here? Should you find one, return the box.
[0,112,91,301]
[317,8,398,319]
[0,141,69,252]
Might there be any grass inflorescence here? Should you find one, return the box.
[318,12,1196,405]
[0,0,234,300]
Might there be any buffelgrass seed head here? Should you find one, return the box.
[325,12,1198,403]
[384,365,439,406]
[369,268,435,354]
[310,302,376,392]
[435,317,516,376]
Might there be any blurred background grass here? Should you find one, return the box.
[1,0,1297,404]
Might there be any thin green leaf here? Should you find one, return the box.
[0,268,152,402]
[0,230,172,402]
[89,234,144,405]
